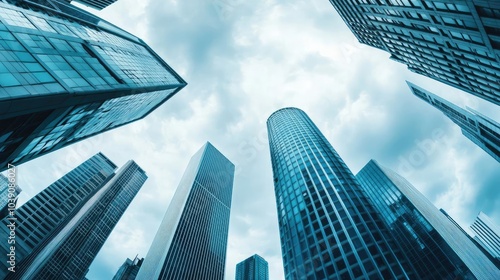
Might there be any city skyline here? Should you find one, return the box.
[3,0,499,279]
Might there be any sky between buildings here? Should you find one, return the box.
[9,0,500,279]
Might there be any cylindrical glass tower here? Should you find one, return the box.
[267,107,412,279]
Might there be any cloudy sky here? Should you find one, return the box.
[11,0,500,279]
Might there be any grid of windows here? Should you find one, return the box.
[137,143,235,280]
[356,160,500,279]
[0,153,117,279]
[30,161,147,279]
[356,160,474,278]
[328,0,500,105]
[267,108,413,279]
[409,82,500,163]
[471,212,500,260]
[235,254,269,280]
[0,0,186,171]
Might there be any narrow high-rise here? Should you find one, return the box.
[267,108,413,279]
[328,1,500,105]
[0,153,147,280]
[113,256,144,280]
[0,0,186,171]
[235,254,269,280]
[136,142,235,280]
[356,160,500,279]
[471,212,500,261]
[408,82,500,163]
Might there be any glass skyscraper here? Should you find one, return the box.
[356,159,500,279]
[0,0,186,171]
[235,254,269,280]
[112,256,144,280]
[328,0,500,105]
[471,212,500,261]
[0,153,147,280]
[267,107,413,279]
[136,142,235,280]
[408,82,500,163]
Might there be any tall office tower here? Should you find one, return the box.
[408,82,500,162]
[471,212,500,261]
[113,256,144,280]
[328,0,500,105]
[64,0,118,10]
[267,107,413,279]
[0,173,21,219]
[137,142,235,280]
[356,160,500,279]
[0,153,147,280]
[235,254,269,280]
[0,0,186,171]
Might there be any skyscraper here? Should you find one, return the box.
[471,212,500,261]
[408,82,500,163]
[328,0,500,105]
[356,160,500,279]
[136,142,235,280]
[0,153,147,280]
[0,173,21,220]
[235,254,269,280]
[112,256,144,280]
[267,107,413,279]
[0,0,186,171]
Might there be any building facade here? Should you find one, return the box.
[0,173,21,220]
[0,0,186,171]
[112,256,144,280]
[267,107,414,279]
[0,153,147,280]
[471,212,500,261]
[328,0,500,105]
[356,160,500,279]
[136,142,235,280]
[408,82,500,163]
[235,254,269,280]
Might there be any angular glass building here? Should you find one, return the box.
[408,82,500,163]
[356,160,500,279]
[112,256,144,280]
[0,153,147,280]
[328,0,500,105]
[267,107,413,279]
[136,142,235,280]
[235,254,269,280]
[471,212,500,261]
[0,0,186,171]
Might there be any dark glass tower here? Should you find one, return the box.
[0,153,147,280]
[112,256,144,280]
[328,0,500,105]
[267,108,413,279]
[0,0,186,171]
[235,254,269,280]
[136,142,235,280]
[408,82,500,163]
[356,160,500,279]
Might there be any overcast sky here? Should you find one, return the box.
[11,0,500,279]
